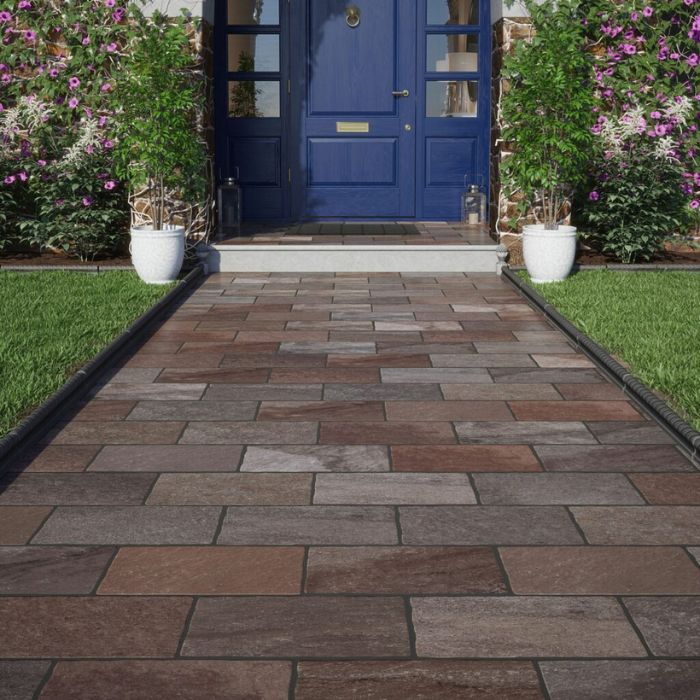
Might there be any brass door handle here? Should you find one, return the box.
[392,90,410,97]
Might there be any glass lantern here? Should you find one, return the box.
[461,177,487,226]
[217,170,242,238]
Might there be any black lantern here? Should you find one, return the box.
[217,170,242,238]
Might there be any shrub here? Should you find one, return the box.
[501,0,595,229]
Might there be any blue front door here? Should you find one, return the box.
[216,1,491,221]
[291,0,417,219]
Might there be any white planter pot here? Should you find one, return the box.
[522,224,577,284]
[130,226,185,284]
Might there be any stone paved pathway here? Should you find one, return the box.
[1,271,699,699]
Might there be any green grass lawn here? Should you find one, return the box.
[0,271,174,438]
[520,270,700,431]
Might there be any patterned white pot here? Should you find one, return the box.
[522,224,577,284]
[130,226,185,284]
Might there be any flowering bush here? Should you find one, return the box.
[583,0,700,256]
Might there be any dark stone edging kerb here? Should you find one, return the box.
[0,266,205,471]
[502,267,700,466]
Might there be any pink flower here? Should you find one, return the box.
[0,11,12,23]
[23,29,36,42]
[4,175,16,184]
[98,116,108,127]
[18,1,32,8]
[37,159,46,167]
[104,180,117,190]
[589,191,600,202]
[105,0,115,6]
[691,200,700,209]
[102,140,114,150]
[82,36,90,46]
[68,97,79,109]
[643,6,653,18]
[82,196,94,207]
[106,42,117,53]
[100,82,111,92]
[68,76,80,90]
[18,171,28,182]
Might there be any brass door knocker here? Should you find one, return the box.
[346,5,361,28]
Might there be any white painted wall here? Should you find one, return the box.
[141,0,214,22]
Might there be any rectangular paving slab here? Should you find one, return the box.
[88,445,243,472]
[182,596,410,658]
[411,596,646,658]
[240,445,390,472]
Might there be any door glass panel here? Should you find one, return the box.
[426,80,478,117]
[427,34,478,72]
[228,81,280,118]
[427,0,479,26]
[228,0,279,25]
[228,34,280,72]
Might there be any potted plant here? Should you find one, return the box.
[501,0,594,283]
[114,10,207,284]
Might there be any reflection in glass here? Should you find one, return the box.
[427,34,478,72]
[228,35,280,72]
[426,80,478,117]
[228,0,279,25]
[427,0,479,26]
[229,81,280,118]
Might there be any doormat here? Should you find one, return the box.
[285,223,420,236]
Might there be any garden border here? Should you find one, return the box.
[511,264,700,272]
[501,266,700,467]
[0,265,205,472]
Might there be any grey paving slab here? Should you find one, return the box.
[380,368,492,384]
[218,506,398,545]
[179,422,318,445]
[93,383,207,400]
[127,400,258,422]
[203,384,323,401]
[323,384,443,401]
[89,445,243,472]
[400,506,583,545]
[240,445,390,472]
[32,506,221,544]
[455,421,596,445]
[624,597,700,656]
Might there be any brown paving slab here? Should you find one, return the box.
[218,506,398,545]
[41,660,291,700]
[0,660,51,700]
[204,383,323,401]
[321,421,456,445]
[374,321,462,331]
[288,321,372,330]
[0,596,191,658]
[127,400,258,422]
[329,332,424,343]
[0,507,52,544]
[327,353,431,367]
[324,383,443,401]
[0,473,155,505]
[400,506,583,545]
[104,367,162,383]
[241,445,390,472]
[421,331,517,343]
[139,340,183,354]
[9,445,100,473]
[411,596,645,658]
[147,473,312,505]
[93,383,207,400]
[125,353,225,368]
[540,660,700,700]
[32,506,221,545]
[196,320,287,330]
[182,596,410,658]
[535,444,693,472]
[314,473,475,505]
[571,506,700,544]
[474,343,575,355]
[98,546,304,595]
[295,660,542,699]
[442,384,561,400]
[629,473,700,504]
[236,331,332,343]
[258,401,384,422]
[624,597,700,656]
[0,546,114,594]
[456,421,596,445]
[531,354,596,368]
[391,445,542,472]
[89,445,243,472]
[586,421,675,444]
[514,331,565,342]
[305,546,505,594]
[220,352,327,367]
[156,368,270,384]
[501,547,700,595]
[48,421,185,445]
[70,400,137,421]
[386,401,513,421]
[473,473,644,505]
[430,354,536,367]
[510,401,643,421]
[270,368,380,384]
[179,341,280,354]
[554,383,627,400]
[180,421,318,445]
[380,368,492,384]
[490,368,602,383]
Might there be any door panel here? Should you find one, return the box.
[293,0,416,219]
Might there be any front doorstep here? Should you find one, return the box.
[208,243,501,273]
